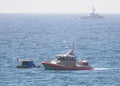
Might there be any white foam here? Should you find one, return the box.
[94,68,120,70]
[94,68,112,70]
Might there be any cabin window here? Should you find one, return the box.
[22,62,29,66]
[22,61,34,67]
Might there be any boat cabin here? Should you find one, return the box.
[51,53,76,67]
[22,60,35,67]
[17,60,36,68]
[56,54,76,61]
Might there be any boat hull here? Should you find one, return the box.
[17,65,40,68]
[41,62,93,70]
[81,16,105,19]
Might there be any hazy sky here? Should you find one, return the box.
[0,0,120,13]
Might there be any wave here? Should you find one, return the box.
[94,68,120,70]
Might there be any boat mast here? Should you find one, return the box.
[71,42,74,54]
[67,42,74,55]
[92,6,96,14]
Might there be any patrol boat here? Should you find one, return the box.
[17,60,40,68]
[41,44,93,70]
[81,7,105,19]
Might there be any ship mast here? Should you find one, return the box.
[67,42,74,55]
[71,42,74,54]
[92,6,96,14]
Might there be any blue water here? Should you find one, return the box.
[0,14,120,86]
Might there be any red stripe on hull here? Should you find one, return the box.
[41,62,93,70]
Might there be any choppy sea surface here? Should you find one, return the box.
[0,14,120,86]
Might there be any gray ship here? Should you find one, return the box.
[81,7,105,19]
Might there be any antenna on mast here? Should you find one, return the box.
[92,6,96,14]
[71,42,74,53]
[67,42,74,55]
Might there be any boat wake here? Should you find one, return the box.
[94,68,120,71]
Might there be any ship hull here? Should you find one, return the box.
[81,16,105,19]
[41,62,93,70]
[17,66,40,68]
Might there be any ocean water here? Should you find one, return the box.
[0,14,120,86]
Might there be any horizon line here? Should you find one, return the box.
[0,12,120,14]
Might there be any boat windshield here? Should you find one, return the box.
[56,55,76,60]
